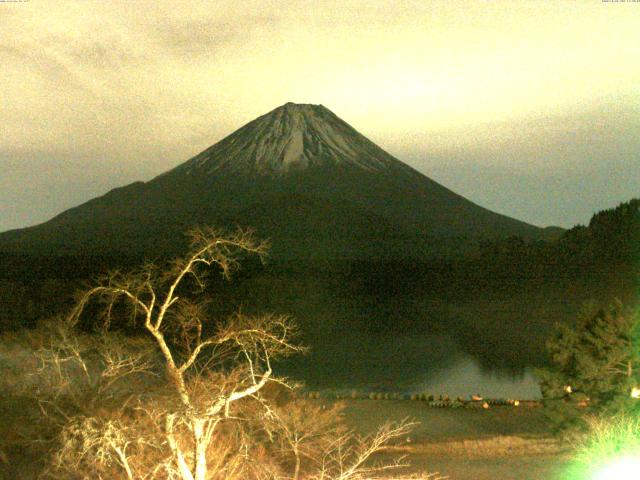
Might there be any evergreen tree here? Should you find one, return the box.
[537,300,640,433]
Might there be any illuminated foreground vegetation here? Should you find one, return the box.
[563,415,640,480]
[537,301,640,433]
[0,228,430,479]
[537,289,640,478]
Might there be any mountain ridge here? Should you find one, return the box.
[0,102,559,259]
[163,102,414,178]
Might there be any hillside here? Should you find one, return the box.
[0,103,555,260]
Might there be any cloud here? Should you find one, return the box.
[153,14,279,58]
[0,0,639,231]
[62,34,144,71]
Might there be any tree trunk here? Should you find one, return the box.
[293,444,301,480]
[193,418,208,480]
[114,446,134,480]
[166,415,195,480]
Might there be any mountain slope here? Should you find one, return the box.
[168,102,399,176]
[0,103,555,259]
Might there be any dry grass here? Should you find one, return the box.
[386,435,564,458]
[373,475,449,480]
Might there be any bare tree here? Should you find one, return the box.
[61,227,302,480]
[264,400,347,480]
[310,420,416,480]
[7,227,430,480]
[265,400,421,480]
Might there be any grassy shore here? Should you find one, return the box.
[334,399,571,480]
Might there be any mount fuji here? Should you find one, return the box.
[0,103,557,260]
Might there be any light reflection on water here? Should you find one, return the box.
[288,333,542,399]
[408,356,541,399]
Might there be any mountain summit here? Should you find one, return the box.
[0,103,557,259]
[169,103,402,177]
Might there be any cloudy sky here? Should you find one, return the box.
[2,0,639,232]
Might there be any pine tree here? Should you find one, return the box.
[537,300,640,433]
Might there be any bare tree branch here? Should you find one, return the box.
[17,227,426,480]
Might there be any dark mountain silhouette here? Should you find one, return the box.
[0,103,558,260]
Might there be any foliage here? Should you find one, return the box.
[537,300,640,433]
[563,414,640,480]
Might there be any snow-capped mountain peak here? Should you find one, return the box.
[174,102,399,177]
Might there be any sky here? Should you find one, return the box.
[1,0,639,232]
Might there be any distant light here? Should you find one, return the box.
[514,400,520,406]
[592,456,640,480]
[631,387,640,399]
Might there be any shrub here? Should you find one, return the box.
[565,415,640,480]
[537,300,640,433]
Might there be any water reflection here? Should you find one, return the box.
[409,357,541,399]
[283,333,541,398]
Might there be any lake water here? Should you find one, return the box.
[287,332,543,399]
[407,356,541,399]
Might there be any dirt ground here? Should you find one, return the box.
[336,399,572,480]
